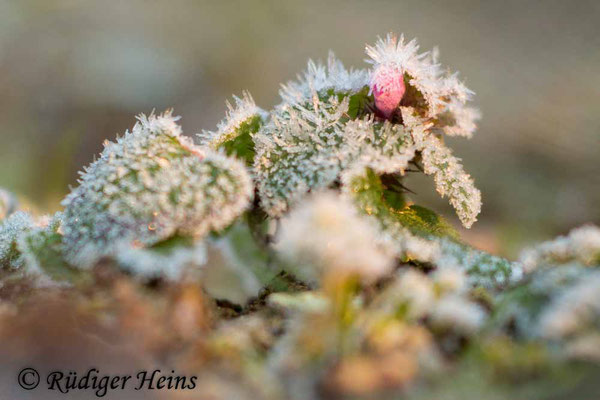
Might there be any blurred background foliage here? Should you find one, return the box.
[0,0,598,257]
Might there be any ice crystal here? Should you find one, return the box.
[519,224,600,273]
[279,51,369,106]
[61,111,253,269]
[276,191,394,284]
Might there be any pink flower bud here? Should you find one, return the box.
[370,65,405,119]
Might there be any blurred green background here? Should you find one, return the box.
[0,0,598,257]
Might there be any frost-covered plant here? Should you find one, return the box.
[61,111,253,269]
[1,31,599,400]
[276,191,394,284]
[252,33,481,231]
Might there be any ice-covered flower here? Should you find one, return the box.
[370,64,405,118]
[61,111,253,269]
[366,33,479,137]
[276,191,394,284]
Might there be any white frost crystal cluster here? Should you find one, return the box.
[495,225,600,360]
[61,111,253,268]
[519,224,600,273]
[253,34,481,228]
[279,51,369,106]
[538,271,600,340]
[276,191,394,284]
[377,267,486,334]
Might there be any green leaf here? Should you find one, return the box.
[396,204,460,240]
[347,86,373,119]
[219,115,262,165]
[149,234,195,254]
[349,168,459,240]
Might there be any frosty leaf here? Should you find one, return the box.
[199,92,266,165]
[398,205,460,240]
[17,213,81,283]
[61,110,253,270]
[255,103,416,217]
[344,167,458,240]
[218,114,262,165]
[254,95,350,216]
[435,238,515,288]
[347,85,373,119]
[402,107,481,228]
